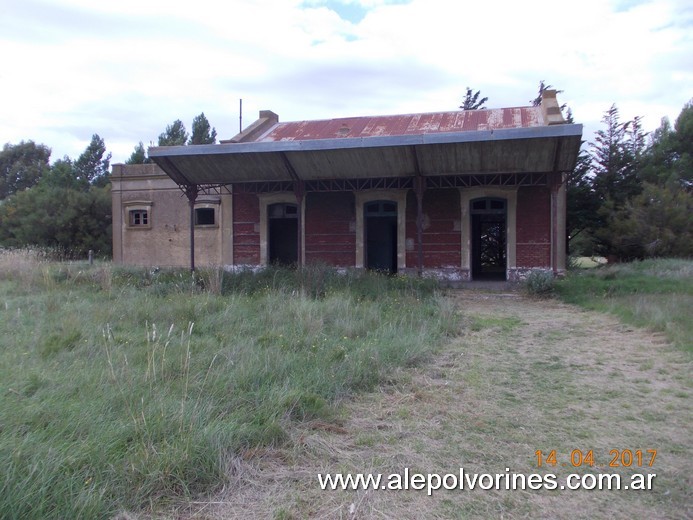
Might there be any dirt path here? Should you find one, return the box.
[177,290,692,520]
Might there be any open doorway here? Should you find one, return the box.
[268,203,298,266]
[471,198,507,280]
[365,200,397,273]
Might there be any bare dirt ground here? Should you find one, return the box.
[172,289,692,520]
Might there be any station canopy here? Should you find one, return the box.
[148,103,583,189]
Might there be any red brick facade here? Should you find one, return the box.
[305,192,356,267]
[516,186,551,268]
[405,189,461,268]
[228,185,555,275]
[232,192,260,265]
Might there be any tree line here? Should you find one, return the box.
[567,101,692,259]
[0,113,217,257]
[0,98,690,261]
[126,112,217,165]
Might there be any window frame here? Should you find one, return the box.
[194,202,220,228]
[124,201,152,230]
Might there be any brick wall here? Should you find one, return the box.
[405,189,461,268]
[232,192,260,264]
[516,186,550,267]
[305,192,356,266]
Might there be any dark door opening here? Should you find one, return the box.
[471,198,507,281]
[268,203,298,266]
[365,201,397,274]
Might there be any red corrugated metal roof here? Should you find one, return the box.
[257,106,544,142]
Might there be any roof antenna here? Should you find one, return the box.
[239,98,243,133]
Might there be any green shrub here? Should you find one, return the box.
[523,270,555,295]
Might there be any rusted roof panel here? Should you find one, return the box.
[259,107,544,142]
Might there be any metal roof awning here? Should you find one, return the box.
[148,124,583,188]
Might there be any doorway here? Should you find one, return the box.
[471,198,507,280]
[365,200,397,273]
[268,203,298,266]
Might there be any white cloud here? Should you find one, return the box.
[0,0,690,163]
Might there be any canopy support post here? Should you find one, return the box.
[184,184,199,273]
[550,139,566,277]
[415,176,425,277]
[411,145,425,277]
[294,181,305,268]
[549,173,566,276]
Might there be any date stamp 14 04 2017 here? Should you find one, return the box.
[535,449,657,469]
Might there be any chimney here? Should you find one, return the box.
[222,110,279,143]
[540,89,565,125]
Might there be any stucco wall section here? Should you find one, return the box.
[111,164,228,267]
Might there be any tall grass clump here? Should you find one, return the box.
[0,259,456,519]
[522,270,555,296]
[555,258,693,353]
[0,247,48,289]
[211,263,438,300]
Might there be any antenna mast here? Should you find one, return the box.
[239,99,243,133]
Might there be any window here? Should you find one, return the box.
[195,207,215,226]
[129,209,149,227]
[269,203,298,219]
[124,201,152,229]
[365,200,397,217]
[471,198,506,214]
[472,200,486,211]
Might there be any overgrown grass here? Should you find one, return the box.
[0,252,456,519]
[521,270,555,296]
[555,258,693,353]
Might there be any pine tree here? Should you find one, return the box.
[189,113,217,145]
[74,134,111,185]
[612,100,693,258]
[126,142,149,165]
[566,144,598,253]
[590,105,643,208]
[158,120,188,146]
[590,104,647,258]
[459,87,488,110]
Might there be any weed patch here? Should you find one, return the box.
[522,270,555,295]
[0,256,455,519]
[555,258,693,353]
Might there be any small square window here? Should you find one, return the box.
[129,209,149,226]
[195,207,216,226]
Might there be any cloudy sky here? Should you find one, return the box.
[0,0,691,164]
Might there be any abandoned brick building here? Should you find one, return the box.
[111,90,582,281]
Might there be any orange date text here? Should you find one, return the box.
[535,449,657,468]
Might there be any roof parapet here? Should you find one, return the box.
[111,162,166,178]
[222,110,279,143]
[541,89,565,125]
